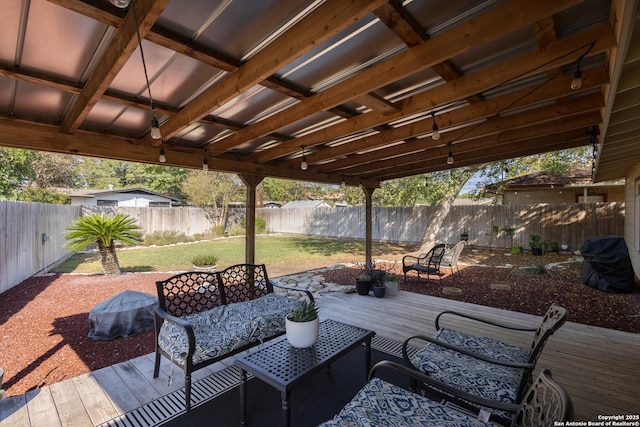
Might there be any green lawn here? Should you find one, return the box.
[54,234,417,277]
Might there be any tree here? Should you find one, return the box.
[32,153,80,188]
[18,188,71,204]
[181,171,243,225]
[63,213,142,275]
[0,148,37,199]
[418,166,480,252]
[75,158,188,199]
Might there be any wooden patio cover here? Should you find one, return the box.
[0,0,637,263]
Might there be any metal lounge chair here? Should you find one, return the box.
[402,304,568,423]
[319,362,573,427]
[441,240,465,278]
[402,243,447,284]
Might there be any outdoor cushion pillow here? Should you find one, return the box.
[158,293,301,366]
[411,341,524,420]
[435,328,529,363]
[319,377,493,427]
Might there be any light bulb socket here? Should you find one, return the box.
[571,68,582,90]
[110,0,131,8]
[150,118,161,140]
[202,156,208,171]
[159,147,166,163]
[432,123,440,141]
[447,148,454,165]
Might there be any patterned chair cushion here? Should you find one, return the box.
[158,293,301,366]
[435,328,530,363]
[319,377,493,427]
[411,341,524,419]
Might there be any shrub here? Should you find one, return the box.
[144,230,190,246]
[191,254,218,266]
[240,216,269,234]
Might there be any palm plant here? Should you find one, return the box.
[64,213,142,275]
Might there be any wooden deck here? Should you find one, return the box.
[1,290,639,426]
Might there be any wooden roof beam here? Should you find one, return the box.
[155,0,387,143]
[60,0,168,134]
[216,0,586,156]
[340,112,601,175]
[301,69,608,166]
[250,24,614,164]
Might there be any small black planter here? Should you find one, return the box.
[531,248,543,256]
[355,279,372,295]
[372,285,386,298]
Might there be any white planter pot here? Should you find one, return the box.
[193,265,217,272]
[384,280,399,296]
[285,316,319,348]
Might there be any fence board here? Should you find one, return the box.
[0,201,81,294]
[258,203,625,252]
[1,202,625,295]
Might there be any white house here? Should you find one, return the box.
[282,200,331,209]
[62,187,181,207]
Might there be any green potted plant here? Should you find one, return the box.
[460,228,469,241]
[355,273,372,296]
[191,254,219,272]
[383,273,400,296]
[529,234,543,256]
[285,300,319,348]
[372,282,386,298]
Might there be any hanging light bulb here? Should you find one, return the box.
[159,145,166,163]
[571,62,582,90]
[131,0,162,140]
[300,145,308,170]
[202,152,208,171]
[447,143,454,165]
[110,0,131,8]
[150,111,161,140]
[431,112,440,141]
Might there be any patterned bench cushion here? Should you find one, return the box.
[158,293,301,366]
[411,341,524,419]
[319,377,493,427]
[435,328,530,363]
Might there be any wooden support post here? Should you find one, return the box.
[239,174,264,265]
[362,186,376,271]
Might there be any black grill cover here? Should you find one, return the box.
[581,236,635,293]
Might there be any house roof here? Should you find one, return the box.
[490,170,624,190]
[282,200,329,209]
[57,187,181,201]
[595,2,640,181]
[0,0,635,187]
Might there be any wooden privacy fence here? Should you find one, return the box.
[1,202,624,294]
[258,203,625,252]
[83,206,215,236]
[0,201,81,294]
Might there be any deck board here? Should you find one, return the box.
[1,290,638,426]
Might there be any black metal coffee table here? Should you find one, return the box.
[234,319,375,427]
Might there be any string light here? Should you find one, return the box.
[109,0,130,7]
[130,0,162,140]
[300,145,308,170]
[158,143,166,163]
[571,60,582,90]
[202,151,208,171]
[447,143,454,165]
[431,111,440,141]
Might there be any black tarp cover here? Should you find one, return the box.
[580,236,635,293]
[88,290,157,340]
